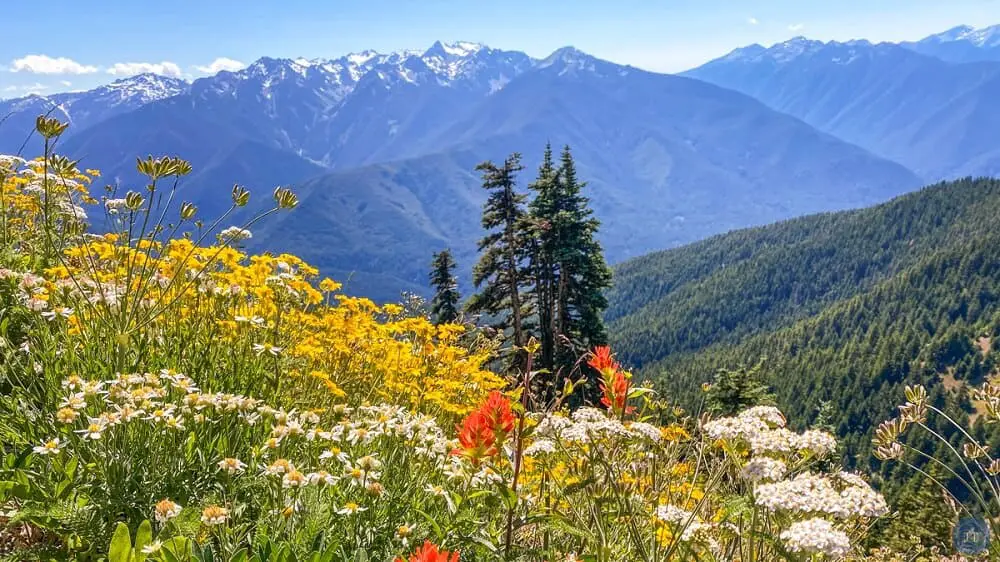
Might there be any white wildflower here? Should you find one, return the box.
[219,226,252,243]
[795,430,838,457]
[740,406,787,427]
[740,457,787,482]
[217,457,247,474]
[336,502,366,516]
[153,499,182,523]
[780,518,851,558]
[33,438,63,456]
[201,505,229,526]
[628,421,663,442]
[655,504,706,541]
[524,439,557,456]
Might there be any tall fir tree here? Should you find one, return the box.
[429,249,460,325]
[526,144,613,400]
[526,143,561,377]
[704,361,775,416]
[467,153,533,368]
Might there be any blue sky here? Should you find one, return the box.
[1,0,997,96]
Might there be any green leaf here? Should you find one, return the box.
[162,537,194,562]
[497,483,517,510]
[185,432,197,461]
[63,456,79,479]
[108,522,132,562]
[199,543,216,562]
[54,477,74,500]
[133,520,152,562]
[413,509,443,539]
[627,387,656,398]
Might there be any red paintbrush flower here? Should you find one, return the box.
[451,410,497,465]
[600,368,634,415]
[478,390,516,441]
[396,540,460,562]
[589,346,634,416]
[588,345,620,374]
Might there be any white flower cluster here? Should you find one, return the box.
[655,504,707,542]
[523,439,556,456]
[626,421,662,442]
[532,407,633,444]
[740,457,787,482]
[703,413,769,442]
[796,429,839,456]
[705,407,837,458]
[50,370,492,515]
[219,226,252,243]
[0,154,26,171]
[779,518,851,558]
[105,198,129,214]
[754,472,888,519]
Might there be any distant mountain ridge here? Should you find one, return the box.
[0,73,189,154]
[684,32,1000,181]
[902,23,1000,63]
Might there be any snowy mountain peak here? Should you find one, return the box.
[538,46,591,67]
[423,40,484,59]
[929,25,976,42]
[774,36,825,55]
[720,37,825,65]
[97,73,189,103]
[919,23,1000,47]
[346,50,381,66]
[966,24,1000,47]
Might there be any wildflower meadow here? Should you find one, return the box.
[0,117,990,561]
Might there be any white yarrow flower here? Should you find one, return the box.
[780,518,851,558]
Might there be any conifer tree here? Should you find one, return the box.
[876,467,955,552]
[429,248,460,325]
[552,146,612,359]
[467,153,532,365]
[705,361,775,416]
[526,143,560,375]
[526,144,613,398]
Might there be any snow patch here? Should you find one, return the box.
[488,74,510,94]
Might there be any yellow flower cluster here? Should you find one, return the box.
[3,156,502,418]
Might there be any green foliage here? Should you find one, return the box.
[704,360,775,416]
[607,177,1000,541]
[872,465,956,553]
[466,153,532,357]
[428,249,460,325]
[525,144,613,398]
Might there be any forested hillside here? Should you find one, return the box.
[608,177,1000,469]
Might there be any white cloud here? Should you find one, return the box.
[788,23,805,32]
[11,54,98,75]
[106,61,182,77]
[194,57,246,74]
[59,80,72,87]
[748,17,759,25]
[3,85,17,92]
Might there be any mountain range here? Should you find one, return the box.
[901,23,1000,63]
[2,25,999,300]
[684,29,1000,181]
